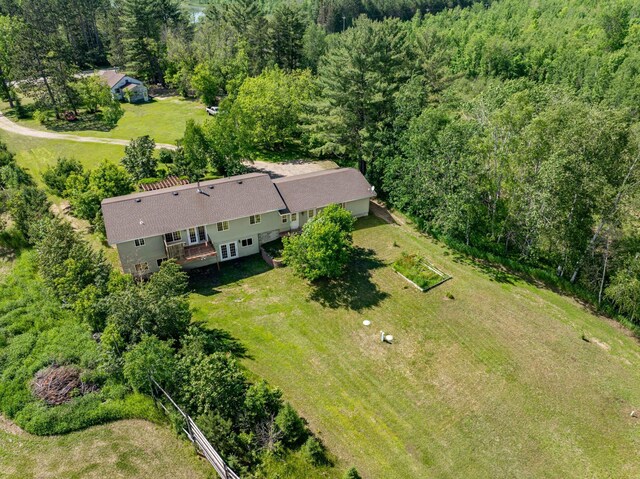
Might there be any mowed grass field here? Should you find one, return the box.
[0,418,212,479]
[190,215,640,478]
[0,129,125,181]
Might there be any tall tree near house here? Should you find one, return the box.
[118,0,186,84]
[66,160,133,222]
[301,22,327,72]
[121,135,158,181]
[212,0,270,75]
[176,119,209,181]
[269,3,306,71]
[306,16,409,175]
[7,186,52,243]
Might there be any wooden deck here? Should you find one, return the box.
[180,242,217,262]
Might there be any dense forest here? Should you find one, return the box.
[1,0,639,325]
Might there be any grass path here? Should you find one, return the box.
[190,215,640,478]
[0,417,212,478]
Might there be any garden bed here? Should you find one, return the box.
[393,252,450,291]
[261,238,285,268]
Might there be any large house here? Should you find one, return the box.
[99,70,149,103]
[101,168,376,277]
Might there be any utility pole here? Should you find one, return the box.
[342,15,346,32]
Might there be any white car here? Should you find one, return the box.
[205,106,219,115]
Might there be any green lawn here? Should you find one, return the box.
[0,418,212,478]
[190,215,640,478]
[3,97,206,145]
[0,129,125,182]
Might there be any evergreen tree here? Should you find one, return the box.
[269,4,306,71]
[306,16,409,174]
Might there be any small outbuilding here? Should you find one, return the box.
[99,70,149,103]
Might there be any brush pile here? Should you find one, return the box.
[31,365,96,405]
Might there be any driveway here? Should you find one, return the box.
[247,159,337,178]
[0,110,338,177]
[0,111,176,149]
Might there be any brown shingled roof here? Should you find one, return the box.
[99,70,126,88]
[101,173,286,245]
[273,168,375,214]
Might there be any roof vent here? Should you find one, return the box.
[208,185,214,189]
[139,219,144,225]
[173,191,179,196]
[135,198,141,203]
[237,180,243,185]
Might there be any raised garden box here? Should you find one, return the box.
[260,238,285,268]
[393,253,451,292]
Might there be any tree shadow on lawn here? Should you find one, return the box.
[43,113,115,133]
[188,255,272,296]
[308,247,389,311]
[450,251,517,285]
[189,321,249,359]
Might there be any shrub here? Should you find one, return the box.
[33,109,51,124]
[14,393,160,435]
[7,186,51,243]
[302,437,328,466]
[275,402,308,448]
[42,157,84,196]
[102,102,124,127]
[178,352,248,420]
[197,411,253,471]
[158,148,175,164]
[242,380,283,430]
[123,335,176,394]
[283,204,356,281]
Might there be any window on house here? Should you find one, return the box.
[340,202,346,209]
[240,238,253,248]
[165,231,181,242]
[290,212,298,221]
[134,238,145,247]
[134,262,149,275]
[308,209,315,218]
[250,214,261,225]
[217,221,229,231]
[156,258,166,267]
[281,214,289,223]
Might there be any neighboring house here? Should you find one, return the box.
[101,168,376,277]
[99,70,149,103]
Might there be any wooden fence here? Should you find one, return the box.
[150,378,240,479]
